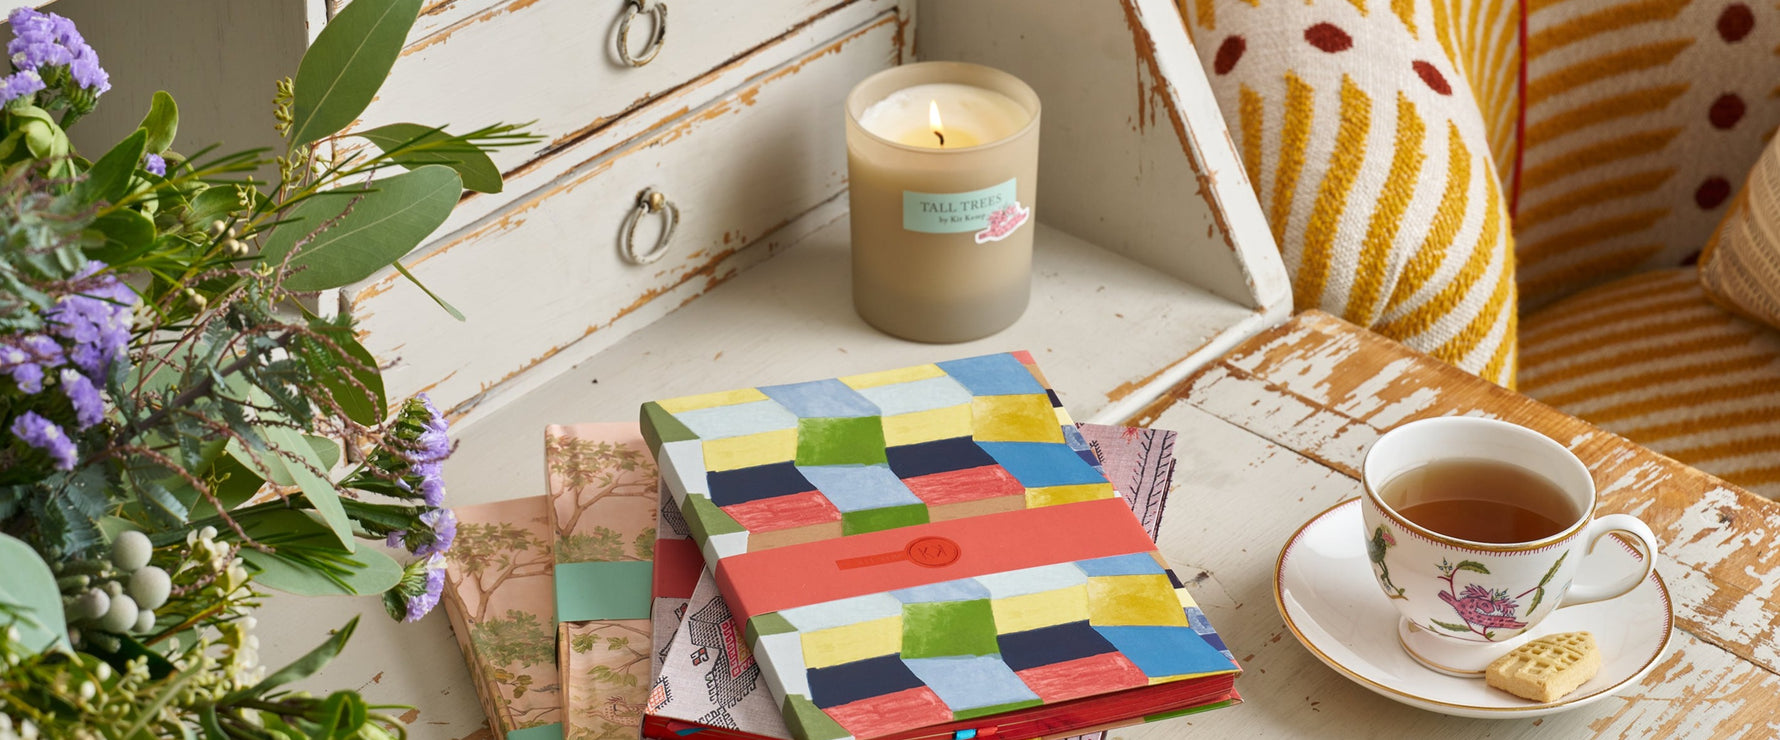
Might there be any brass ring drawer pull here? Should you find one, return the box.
[620,187,679,265]
[617,0,668,67]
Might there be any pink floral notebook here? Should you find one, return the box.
[544,423,661,739]
[443,496,565,740]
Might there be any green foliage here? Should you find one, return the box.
[634,528,654,560]
[75,128,145,206]
[1429,619,1472,633]
[137,91,179,154]
[236,511,401,597]
[289,0,421,146]
[259,164,462,291]
[1453,560,1491,575]
[356,122,510,194]
[0,533,70,654]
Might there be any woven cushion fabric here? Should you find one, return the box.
[1519,268,1780,498]
[1516,0,1780,309]
[1188,0,1520,386]
[1698,137,1780,330]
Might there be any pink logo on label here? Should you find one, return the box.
[975,201,1030,244]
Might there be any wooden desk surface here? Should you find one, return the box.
[257,310,1779,739]
[1118,310,1780,739]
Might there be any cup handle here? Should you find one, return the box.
[1560,514,1659,607]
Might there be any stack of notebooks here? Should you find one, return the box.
[441,352,1240,740]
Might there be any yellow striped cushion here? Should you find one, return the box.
[1516,0,1780,309]
[1189,0,1519,385]
[1698,137,1780,329]
[1520,268,1780,497]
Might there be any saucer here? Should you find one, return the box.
[1273,499,1673,719]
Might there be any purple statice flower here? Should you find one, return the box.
[0,69,43,104]
[403,555,446,623]
[142,153,165,176]
[0,334,63,393]
[7,8,106,94]
[385,530,406,549]
[44,262,136,379]
[59,368,102,429]
[413,507,456,558]
[10,410,76,470]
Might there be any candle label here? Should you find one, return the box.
[902,178,1029,243]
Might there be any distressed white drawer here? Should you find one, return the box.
[330,0,506,42]
[355,0,853,183]
[352,11,905,414]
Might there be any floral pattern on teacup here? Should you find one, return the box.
[1367,525,1408,600]
[1421,552,1570,641]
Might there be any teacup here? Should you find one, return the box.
[1360,417,1660,676]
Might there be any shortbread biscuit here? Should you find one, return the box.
[1485,631,1601,702]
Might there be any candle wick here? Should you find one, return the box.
[933,130,945,146]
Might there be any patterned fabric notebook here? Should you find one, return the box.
[444,496,565,740]
[643,425,1205,740]
[639,353,1239,740]
[544,424,660,739]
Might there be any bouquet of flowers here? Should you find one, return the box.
[0,1,531,736]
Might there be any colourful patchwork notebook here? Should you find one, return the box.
[639,353,1240,740]
[443,496,565,740]
[543,423,660,739]
[642,425,1219,740]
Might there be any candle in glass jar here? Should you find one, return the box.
[856,83,1030,149]
[844,63,1040,343]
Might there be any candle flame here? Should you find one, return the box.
[929,100,946,146]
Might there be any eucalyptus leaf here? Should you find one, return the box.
[260,165,461,291]
[76,128,147,206]
[138,91,179,154]
[229,425,355,552]
[0,533,70,654]
[290,0,421,146]
[306,434,342,470]
[190,451,265,520]
[355,122,501,193]
[302,320,386,426]
[87,208,156,264]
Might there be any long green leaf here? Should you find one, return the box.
[231,616,360,703]
[260,165,461,291]
[239,534,401,597]
[290,0,421,146]
[265,425,355,552]
[76,129,147,206]
[0,533,69,654]
[393,261,464,321]
[138,91,179,154]
[355,122,502,193]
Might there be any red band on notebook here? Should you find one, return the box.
[652,537,704,600]
[715,498,1156,622]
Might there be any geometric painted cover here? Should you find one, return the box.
[640,353,1240,740]
[642,424,1215,740]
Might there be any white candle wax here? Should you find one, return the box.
[856,83,1030,149]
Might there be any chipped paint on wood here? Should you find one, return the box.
[1130,311,1780,682]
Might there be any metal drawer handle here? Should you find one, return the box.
[620,187,679,265]
[617,0,668,67]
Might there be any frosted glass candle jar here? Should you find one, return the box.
[845,62,1040,343]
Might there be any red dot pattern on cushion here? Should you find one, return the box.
[1710,94,1746,129]
[1718,3,1755,42]
[1304,23,1353,53]
[1413,61,1452,96]
[1215,36,1246,75]
[1696,177,1732,209]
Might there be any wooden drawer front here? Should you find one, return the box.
[353,12,903,414]
[330,0,506,43]
[358,0,851,181]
